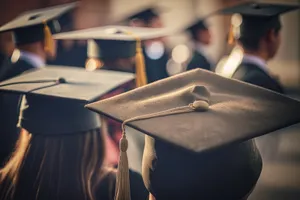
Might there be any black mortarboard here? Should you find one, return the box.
[220,2,299,42]
[0,2,77,46]
[0,66,134,135]
[86,68,300,199]
[54,25,170,87]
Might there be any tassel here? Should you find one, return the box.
[228,24,235,45]
[114,133,131,200]
[43,21,55,57]
[135,39,148,87]
[114,31,149,200]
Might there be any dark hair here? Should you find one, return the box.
[190,28,209,41]
[238,24,281,51]
[0,127,109,200]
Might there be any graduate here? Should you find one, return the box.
[126,7,170,83]
[185,18,213,71]
[0,3,76,167]
[0,66,148,200]
[87,68,300,200]
[54,25,169,168]
[220,2,299,94]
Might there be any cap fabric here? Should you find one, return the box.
[0,2,77,45]
[0,66,134,135]
[86,68,300,199]
[220,2,299,40]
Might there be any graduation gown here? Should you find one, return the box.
[47,40,87,68]
[143,48,169,83]
[187,51,211,71]
[96,170,148,200]
[232,62,284,94]
[0,59,36,166]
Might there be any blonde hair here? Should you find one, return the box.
[0,128,110,200]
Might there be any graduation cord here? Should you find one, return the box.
[115,100,209,200]
[0,78,66,88]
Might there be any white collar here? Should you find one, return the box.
[242,54,268,73]
[19,50,45,68]
[195,42,206,55]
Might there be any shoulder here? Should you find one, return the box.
[187,52,211,71]
[233,63,284,93]
[95,169,148,200]
[0,59,34,81]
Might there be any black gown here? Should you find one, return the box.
[0,59,36,166]
[187,51,211,71]
[96,170,148,200]
[47,41,87,68]
[143,48,169,83]
[232,62,284,94]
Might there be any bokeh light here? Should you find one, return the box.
[171,44,190,64]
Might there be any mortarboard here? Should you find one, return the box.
[0,2,77,55]
[54,25,170,87]
[0,66,134,135]
[86,68,300,199]
[219,2,299,44]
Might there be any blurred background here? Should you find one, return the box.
[0,0,299,199]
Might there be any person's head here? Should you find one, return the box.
[237,16,281,60]
[128,8,163,28]
[54,25,169,87]
[13,23,58,60]
[220,2,299,61]
[188,20,212,45]
[0,66,135,200]
[0,127,107,200]
[0,94,105,200]
[0,2,76,61]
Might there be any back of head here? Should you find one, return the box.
[0,95,105,200]
[142,136,262,200]
[237,15,281,52]
[1,128,106,200]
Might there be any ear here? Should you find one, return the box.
[265,28,278,43]
[129,19,145,27]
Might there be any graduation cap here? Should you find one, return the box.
[0,66,134,135]
[86,68,300,199]
[54,25,170,87]
[0,2,77,56]
[219,1,299,44]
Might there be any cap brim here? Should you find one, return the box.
[0,66,135,102]
[54,25,171,41]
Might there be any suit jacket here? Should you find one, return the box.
[187,51,211,71]
[232,62,284,94]
[0,59,35,166]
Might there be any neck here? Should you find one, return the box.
[17,42,46,62]
[243,49,269,62]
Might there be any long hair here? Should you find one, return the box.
[0,127,109,200]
